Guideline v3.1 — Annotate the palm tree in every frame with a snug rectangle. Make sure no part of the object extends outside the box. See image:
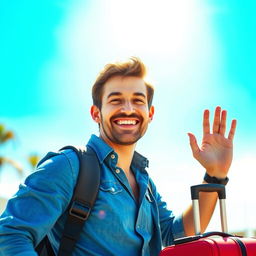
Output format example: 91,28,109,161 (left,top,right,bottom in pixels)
0,124,24,176
0,124,14,143
28,154,40,169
